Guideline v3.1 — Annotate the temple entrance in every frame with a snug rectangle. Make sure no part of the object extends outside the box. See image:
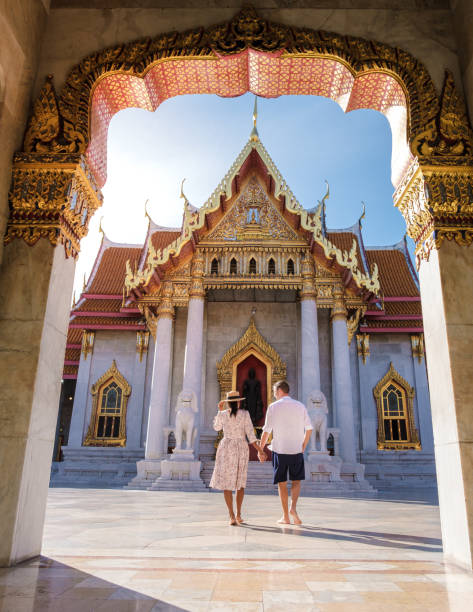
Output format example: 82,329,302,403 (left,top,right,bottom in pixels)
236,352,271,461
